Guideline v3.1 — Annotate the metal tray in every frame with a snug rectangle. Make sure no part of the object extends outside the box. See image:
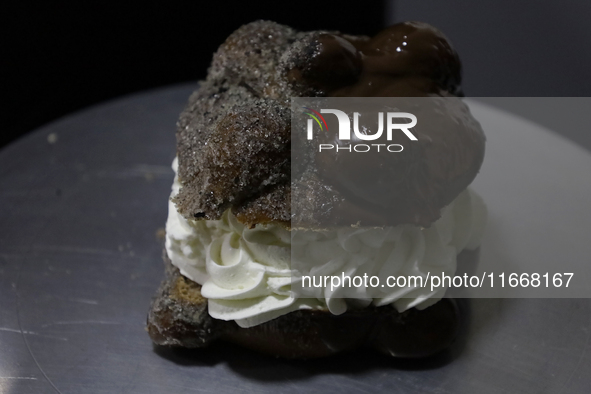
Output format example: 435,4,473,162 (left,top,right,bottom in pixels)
1,84,590,393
